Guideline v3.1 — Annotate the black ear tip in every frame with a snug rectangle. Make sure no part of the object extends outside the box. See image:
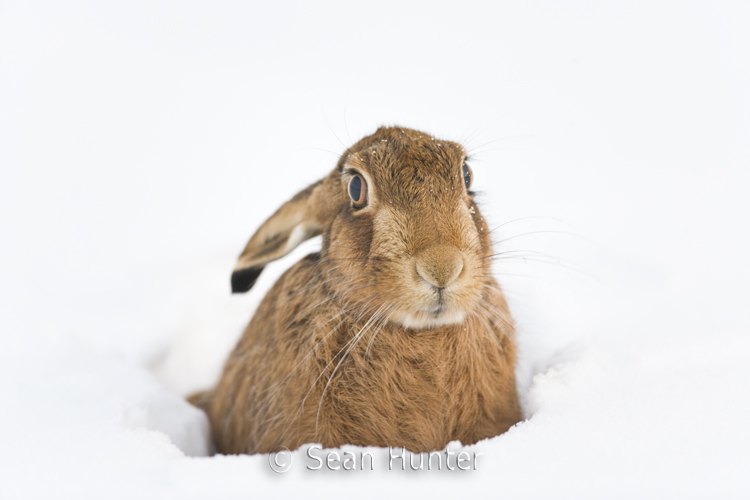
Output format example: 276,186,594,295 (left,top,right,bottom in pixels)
231,267,264,293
